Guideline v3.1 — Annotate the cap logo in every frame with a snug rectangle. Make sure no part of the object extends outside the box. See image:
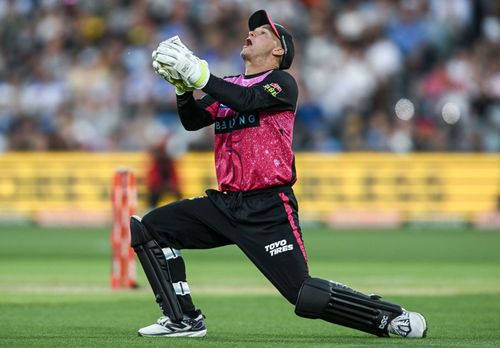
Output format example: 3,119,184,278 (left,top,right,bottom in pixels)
281,35,287,54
